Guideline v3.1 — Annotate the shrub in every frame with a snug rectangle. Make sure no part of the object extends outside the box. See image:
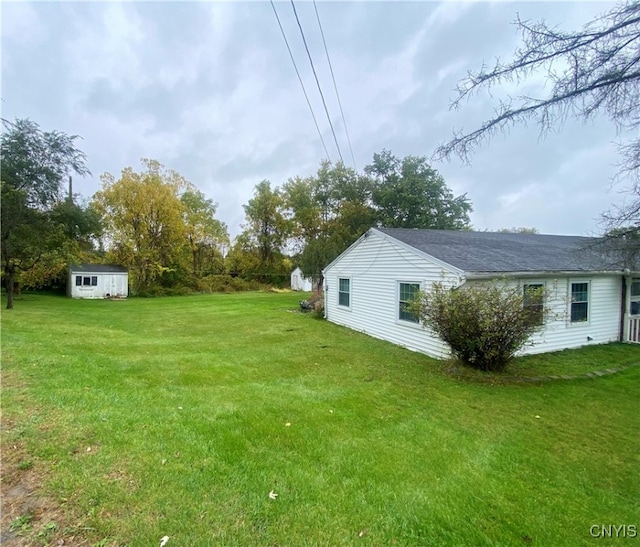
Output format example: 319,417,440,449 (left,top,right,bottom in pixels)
415,281,546,372
198,274,263,293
